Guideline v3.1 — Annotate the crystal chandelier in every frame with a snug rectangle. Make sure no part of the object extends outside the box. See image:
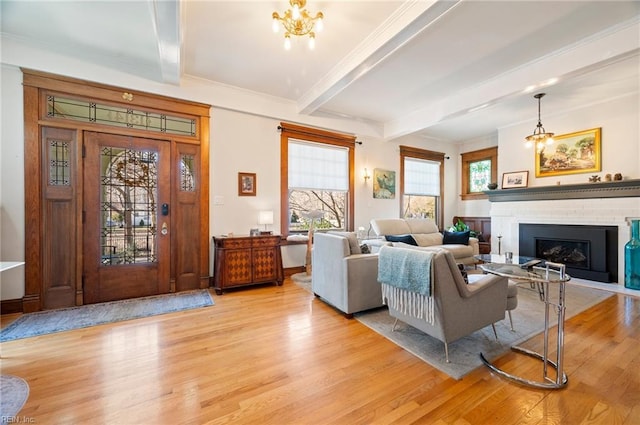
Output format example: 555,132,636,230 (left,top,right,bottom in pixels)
525,93,554,152
272,0,324,50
